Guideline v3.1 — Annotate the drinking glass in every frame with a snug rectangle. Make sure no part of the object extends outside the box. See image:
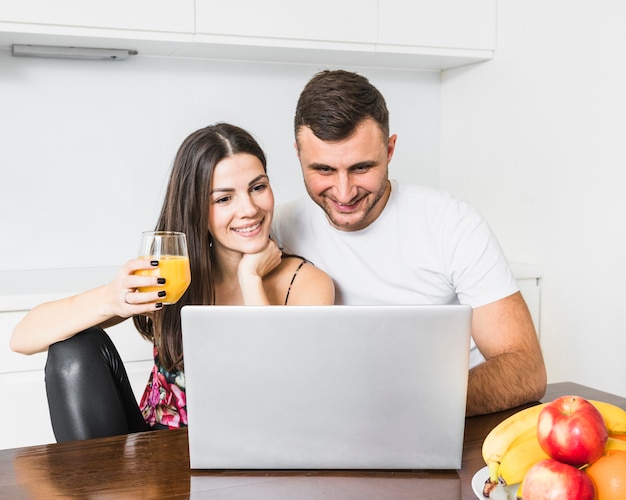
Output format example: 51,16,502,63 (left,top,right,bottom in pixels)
136,231,191,305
